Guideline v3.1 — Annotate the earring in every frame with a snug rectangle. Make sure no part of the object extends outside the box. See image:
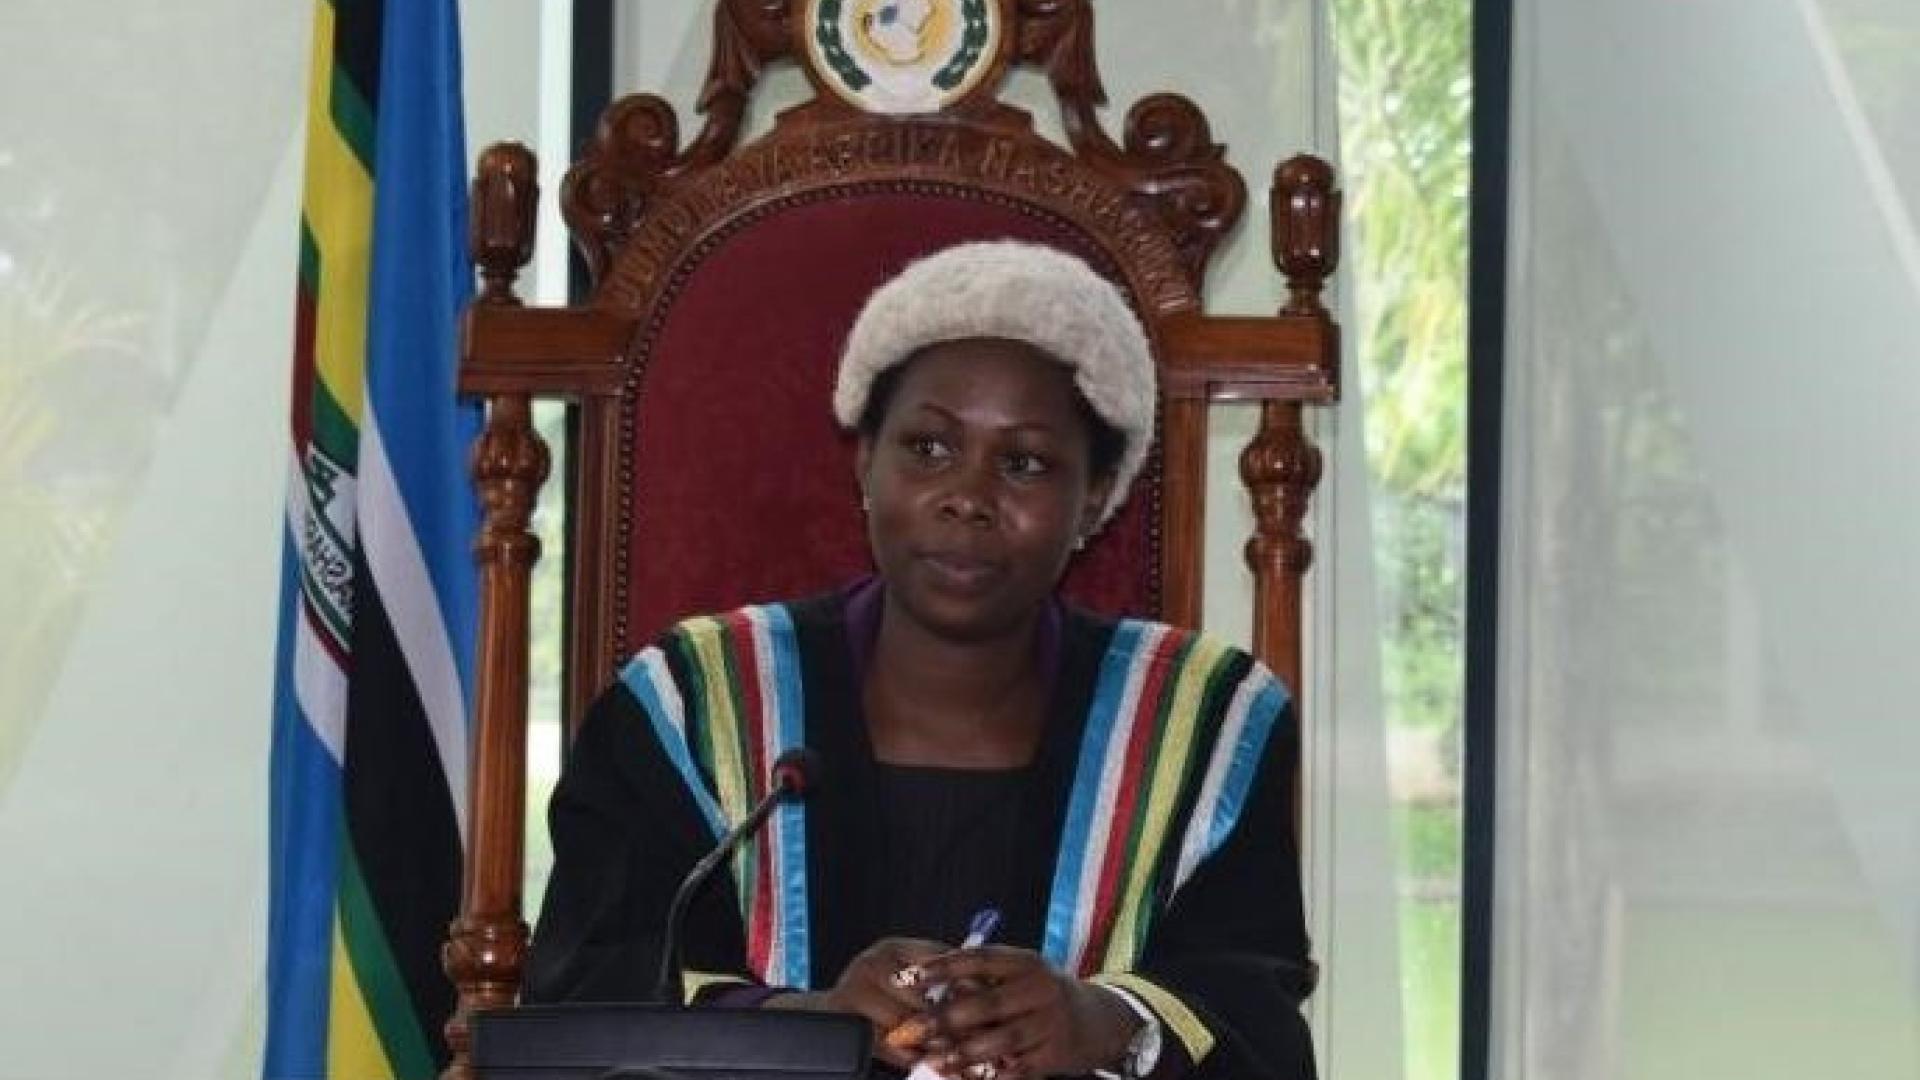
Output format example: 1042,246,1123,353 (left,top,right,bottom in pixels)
860,494,871,514
1073,534,1087,552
